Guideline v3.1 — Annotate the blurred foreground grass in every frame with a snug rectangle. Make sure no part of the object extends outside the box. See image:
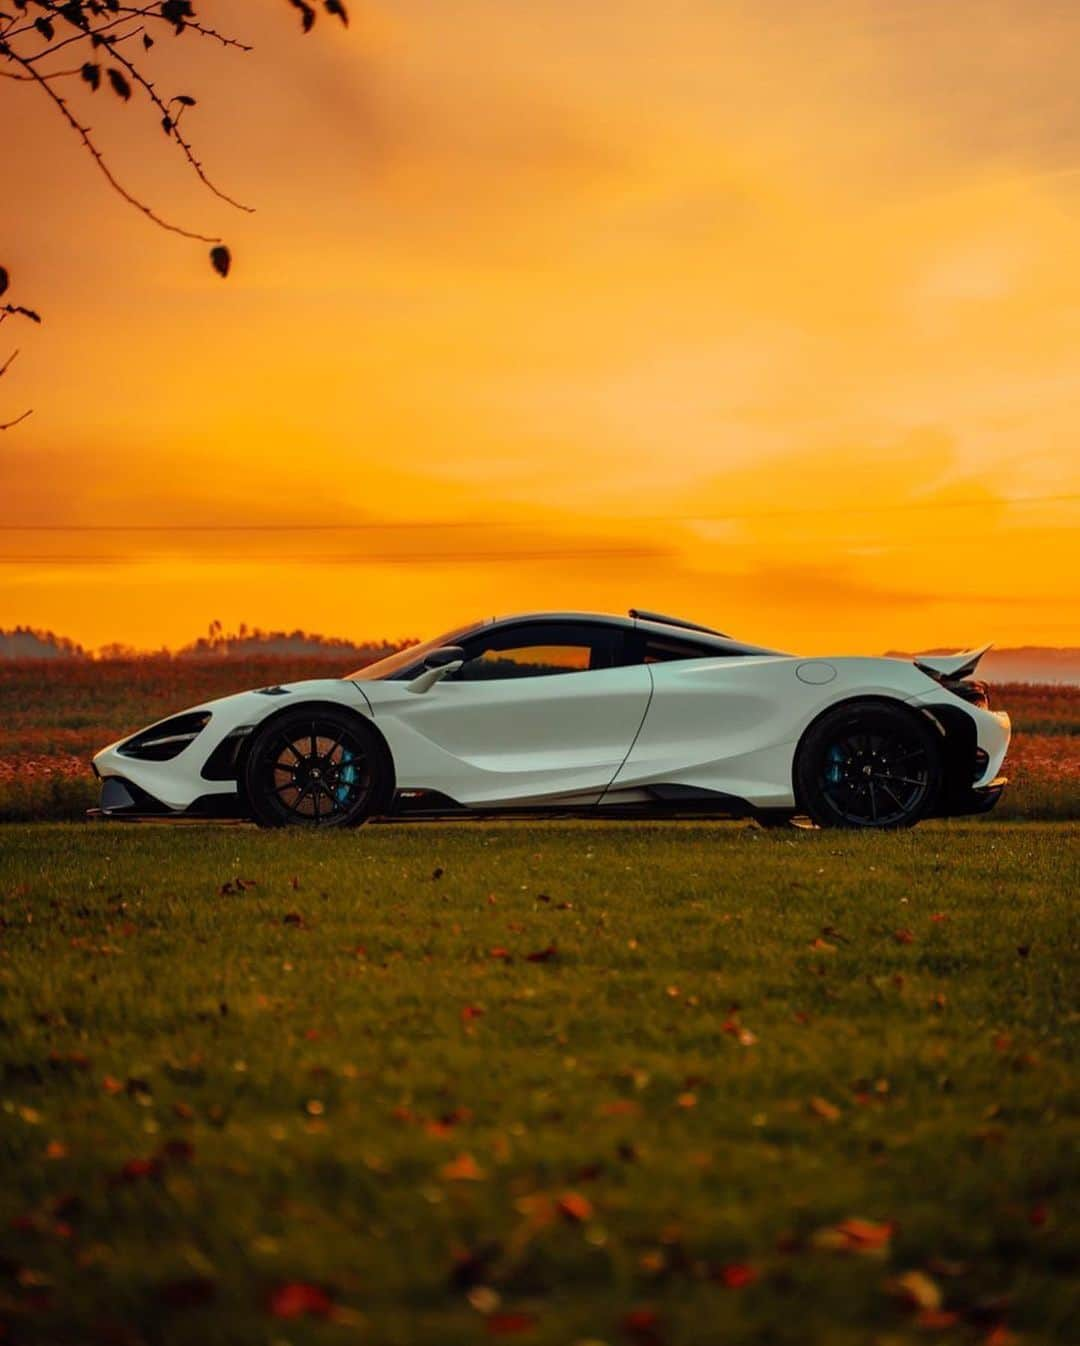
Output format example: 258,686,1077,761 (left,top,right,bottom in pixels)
0,820,1076,1345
